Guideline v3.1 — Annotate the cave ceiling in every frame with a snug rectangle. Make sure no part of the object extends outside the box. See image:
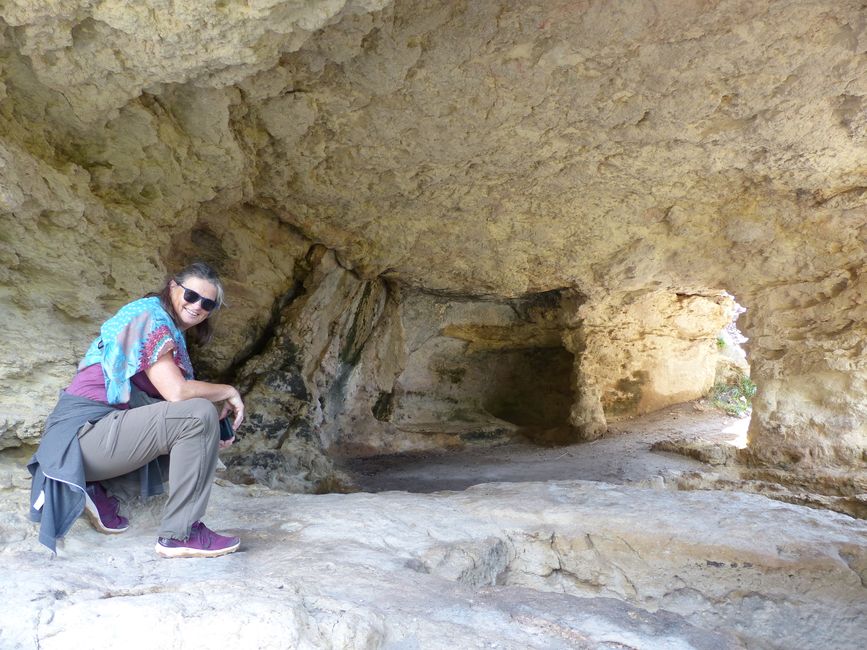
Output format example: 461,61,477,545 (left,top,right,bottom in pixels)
1,0,865,299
